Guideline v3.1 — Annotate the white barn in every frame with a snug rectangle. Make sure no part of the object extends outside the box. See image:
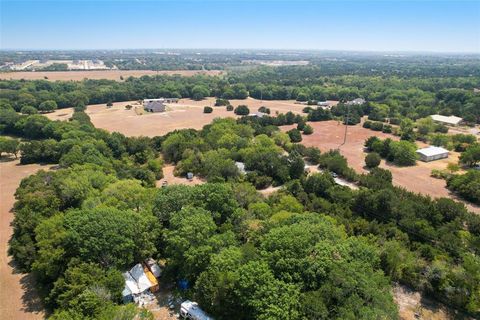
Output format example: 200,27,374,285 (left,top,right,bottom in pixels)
416,146,449,162
430,115,463,126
